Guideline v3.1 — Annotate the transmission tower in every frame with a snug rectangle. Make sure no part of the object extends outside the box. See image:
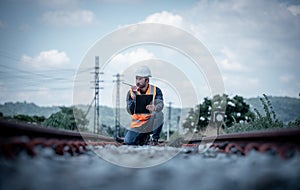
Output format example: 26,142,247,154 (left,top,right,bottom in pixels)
92,56,103,134
113,73,123,138
167,101,172,141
